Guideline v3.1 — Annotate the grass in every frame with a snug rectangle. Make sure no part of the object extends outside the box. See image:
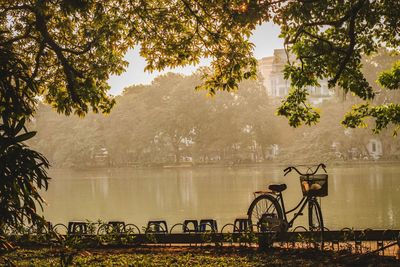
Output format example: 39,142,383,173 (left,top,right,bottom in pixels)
1,246,399,266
